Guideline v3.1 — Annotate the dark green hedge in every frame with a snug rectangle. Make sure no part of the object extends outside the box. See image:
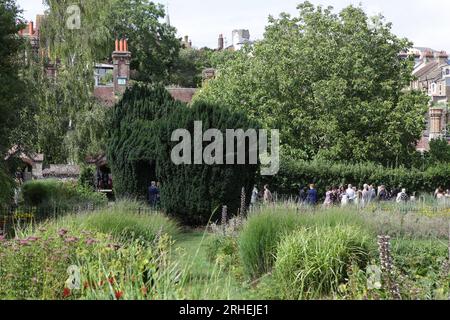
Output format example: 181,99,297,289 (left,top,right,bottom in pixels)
157,100,259,225
108,84,259,225
260,157,450,197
